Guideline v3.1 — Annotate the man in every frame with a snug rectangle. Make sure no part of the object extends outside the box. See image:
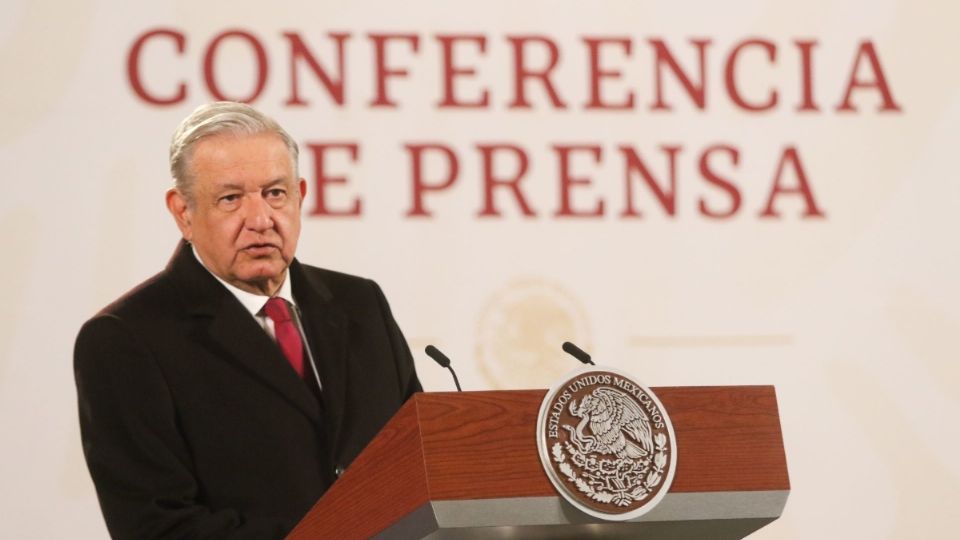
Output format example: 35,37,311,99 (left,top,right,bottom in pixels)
75,102,422,539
